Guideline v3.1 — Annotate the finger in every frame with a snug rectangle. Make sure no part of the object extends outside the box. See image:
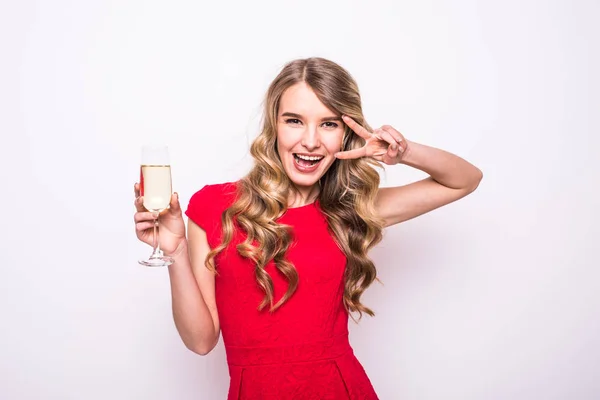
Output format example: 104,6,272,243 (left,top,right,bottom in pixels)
371,129,384,141
381,125,403,144
169,192,181,213
134,211,158,223
134,182,140,197
134,195,146,212
370,128,399,157
335,147,367,160
342,115,371,140
385,142,400,159
135,221,155,231
377,129,398,147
